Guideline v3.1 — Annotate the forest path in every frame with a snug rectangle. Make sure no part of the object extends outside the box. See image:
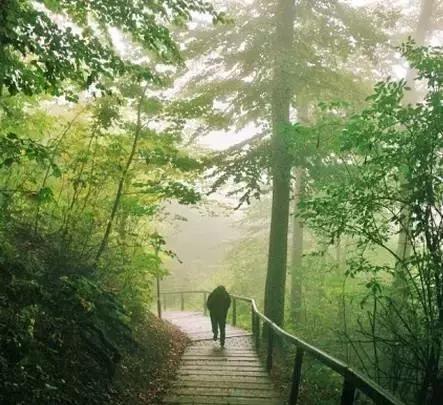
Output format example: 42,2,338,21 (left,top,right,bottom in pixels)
162,311,283,404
